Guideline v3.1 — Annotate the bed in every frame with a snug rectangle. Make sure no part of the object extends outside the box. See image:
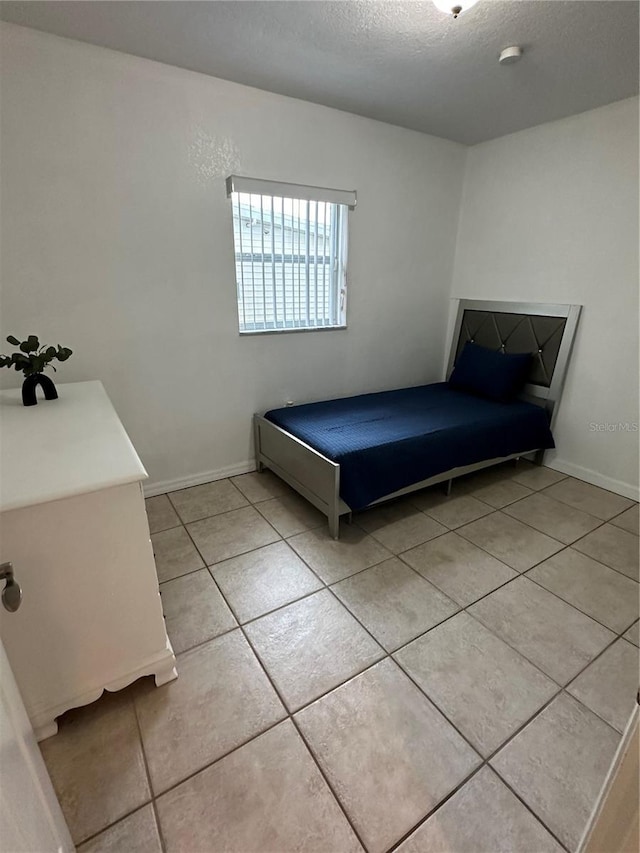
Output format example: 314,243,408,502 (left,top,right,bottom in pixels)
254,299,582,538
